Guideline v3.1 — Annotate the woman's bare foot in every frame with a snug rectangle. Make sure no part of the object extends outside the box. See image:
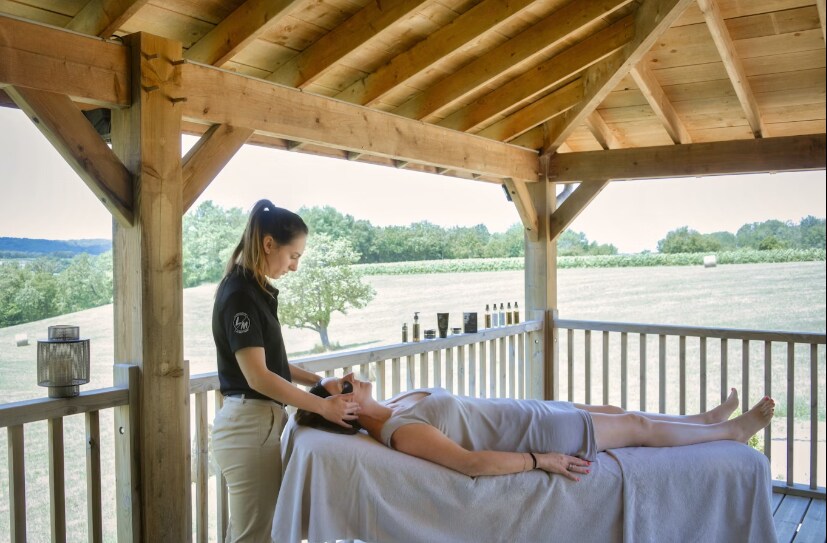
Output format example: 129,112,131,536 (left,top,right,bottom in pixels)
730,397,775,443
705,388,739,424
